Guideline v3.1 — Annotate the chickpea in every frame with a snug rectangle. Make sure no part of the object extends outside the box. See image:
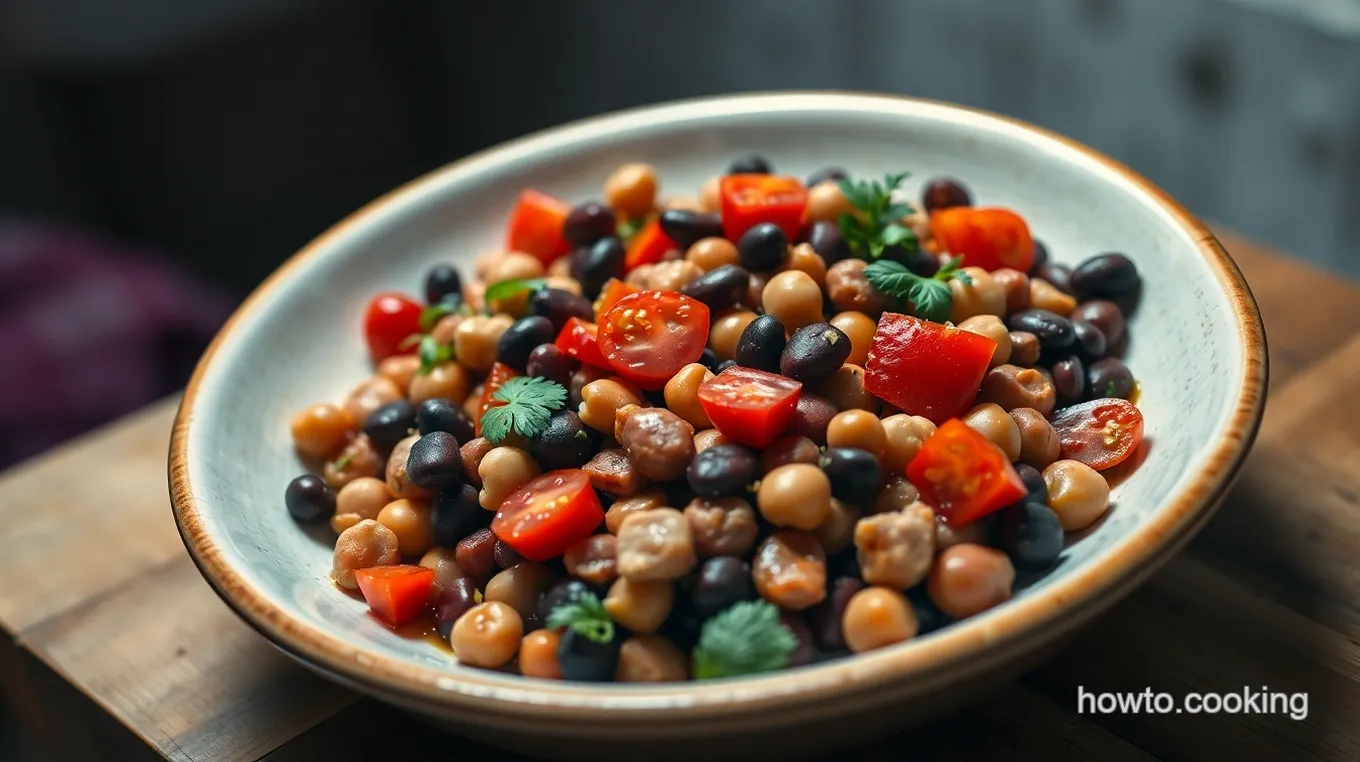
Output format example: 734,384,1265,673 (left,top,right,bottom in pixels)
927,544,1015,619
949,267,1006,322
757,464,832,530
762,270,824,331
484,251,545,283
377,354,421,394
430,314,464,346
563,534,618,585
616,634,688,682
1030,278,1076,316
454,314,514,373
578,378,644,433
805,180,856,223
760,435,820,473
418,547,465,594
686,237,740,272
698,176,722,213
828,312,875,367
693,428,728,452
603,576,674,633
478,446,541,510
330,513,362,534
744,272,767,311
880,415,936,473
990,268,1031,315
324,434,383,491
1008,331,1041,367
451,601,523,668
1010,408,1061,468
604,489,668,534
684,497,759,558
376,498,434,558
819,364,875,412
842,587,918,653
485,562,554,618
464,382,485,423
626,260,702,292
957,314,1013,368
855,503,935,589
936,513,988,550
331,476,392,533
1043,460,1110,531
826,410,886,458
386,434,432,500
343,377,404,429
752,530,827,611
604,163,658,219
616,508,695,581
826,259,892,315
663,363,713,429
813,498,861,555
709,310,758,360
332,519,400,589
462,280,487,314
663,195,701,212
544,275,583,295
547,255,573,278
779,243,828,286
519,630,563,679
963,403,1022,462
979,364,1056,415
460,437,492,488
872,474,920,515
409,361,472,405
